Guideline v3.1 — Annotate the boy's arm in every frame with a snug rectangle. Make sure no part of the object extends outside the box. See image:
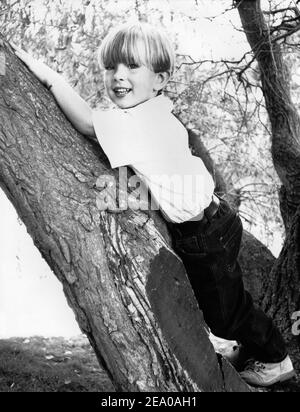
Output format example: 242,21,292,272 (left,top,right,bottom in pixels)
48,76,96,138
12,44,96,138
